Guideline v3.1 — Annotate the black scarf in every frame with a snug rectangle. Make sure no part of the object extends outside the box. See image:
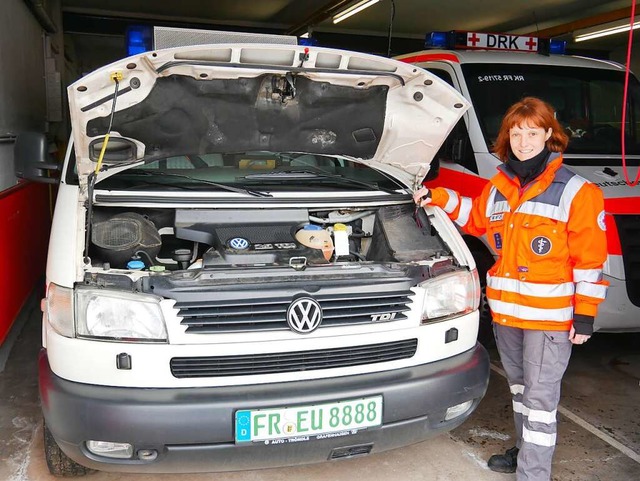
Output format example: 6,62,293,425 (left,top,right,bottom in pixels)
506,147,551,187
